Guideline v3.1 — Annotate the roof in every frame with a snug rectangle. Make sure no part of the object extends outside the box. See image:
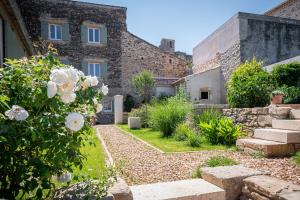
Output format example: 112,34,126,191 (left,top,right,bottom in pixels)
265,0,296,16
